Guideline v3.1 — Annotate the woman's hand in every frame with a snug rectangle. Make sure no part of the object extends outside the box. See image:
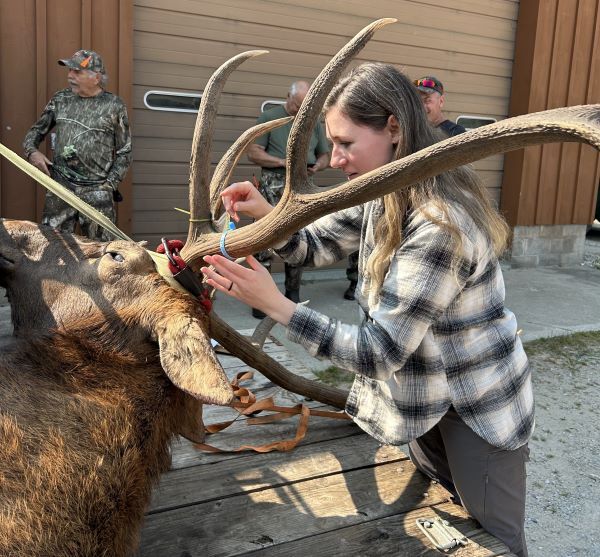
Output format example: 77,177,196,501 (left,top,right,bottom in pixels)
202,254,296,326
221,181,273,222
